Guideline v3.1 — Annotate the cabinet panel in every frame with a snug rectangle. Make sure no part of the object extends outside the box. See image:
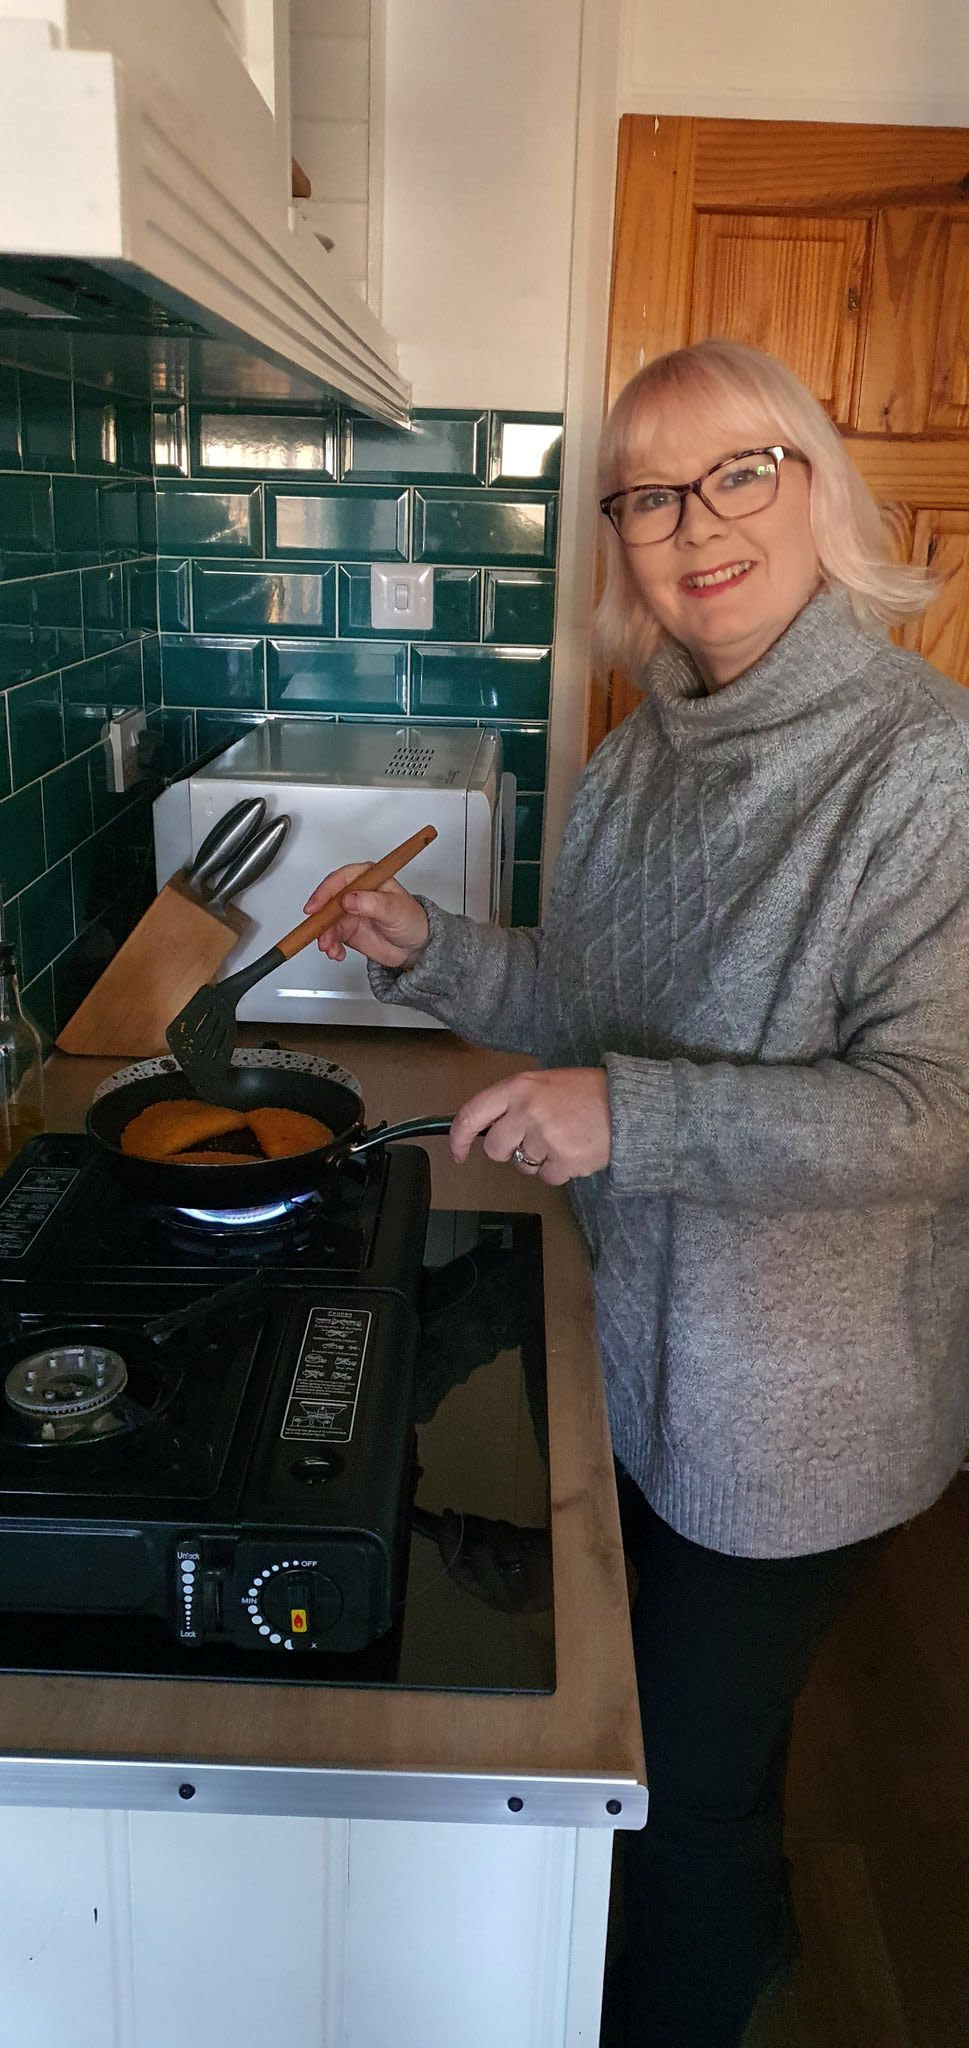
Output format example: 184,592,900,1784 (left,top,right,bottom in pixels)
690,213,870,423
